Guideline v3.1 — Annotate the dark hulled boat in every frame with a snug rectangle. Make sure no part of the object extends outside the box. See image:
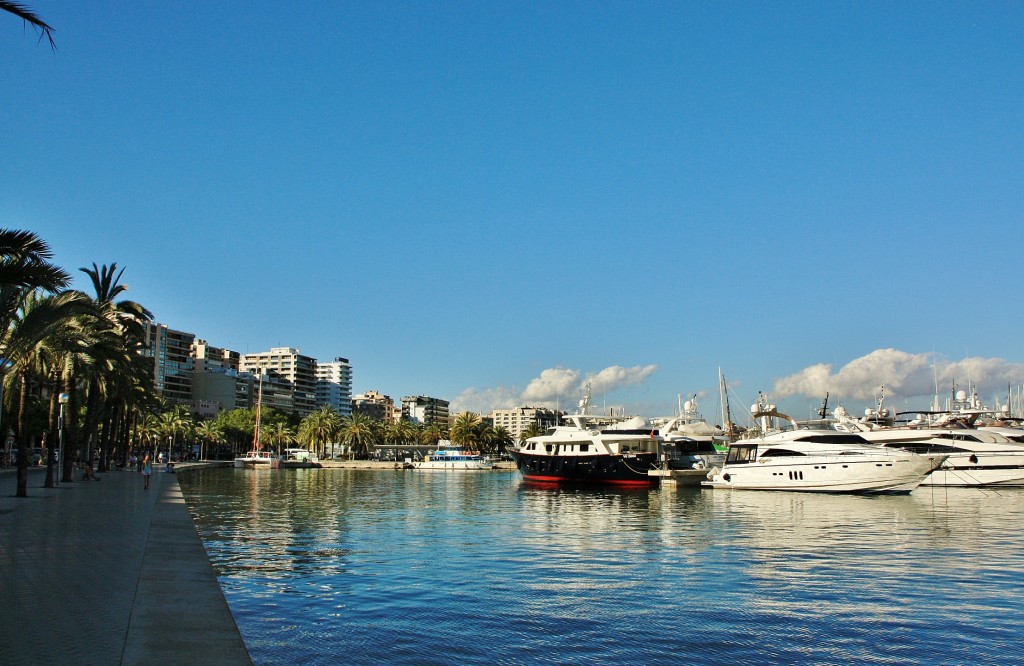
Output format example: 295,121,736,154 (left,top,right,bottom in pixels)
508,392,663,486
